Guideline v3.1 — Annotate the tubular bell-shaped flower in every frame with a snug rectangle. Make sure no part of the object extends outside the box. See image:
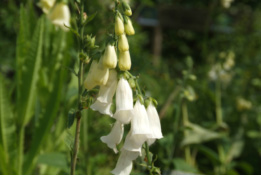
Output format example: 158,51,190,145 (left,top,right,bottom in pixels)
84,60,99,90
37,0,55,14
103,45,117,69
124,17,135,36
93,59,109,86
123,100,152,151
146,103,163,145
113,78,133,124
111,148,140,175
49,3,70,31
118,34,129,52
119,51,131,71
101,121,124,153
91,70,117,116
